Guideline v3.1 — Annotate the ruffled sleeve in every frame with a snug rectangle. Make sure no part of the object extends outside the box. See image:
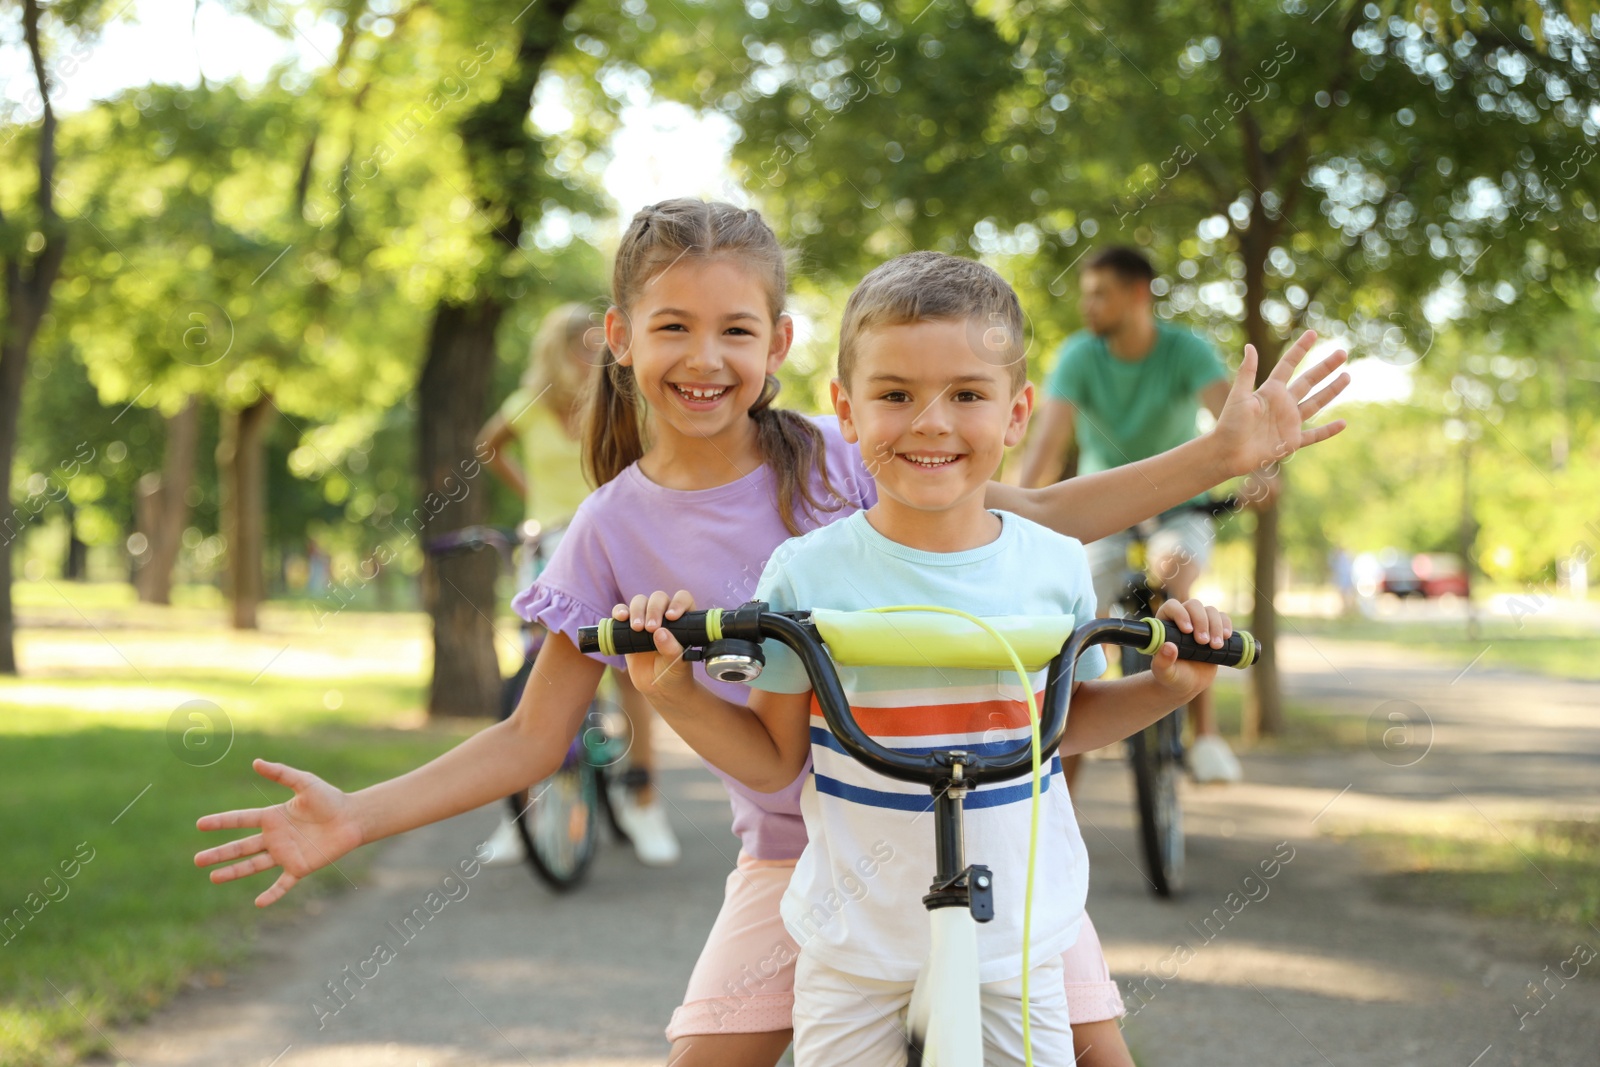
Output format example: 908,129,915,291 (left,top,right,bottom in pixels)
511,582,625,672
508,489,630,670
